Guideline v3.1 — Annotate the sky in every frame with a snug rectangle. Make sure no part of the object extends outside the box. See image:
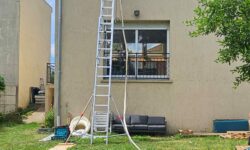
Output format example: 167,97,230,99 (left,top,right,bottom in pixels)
45,0,55,63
